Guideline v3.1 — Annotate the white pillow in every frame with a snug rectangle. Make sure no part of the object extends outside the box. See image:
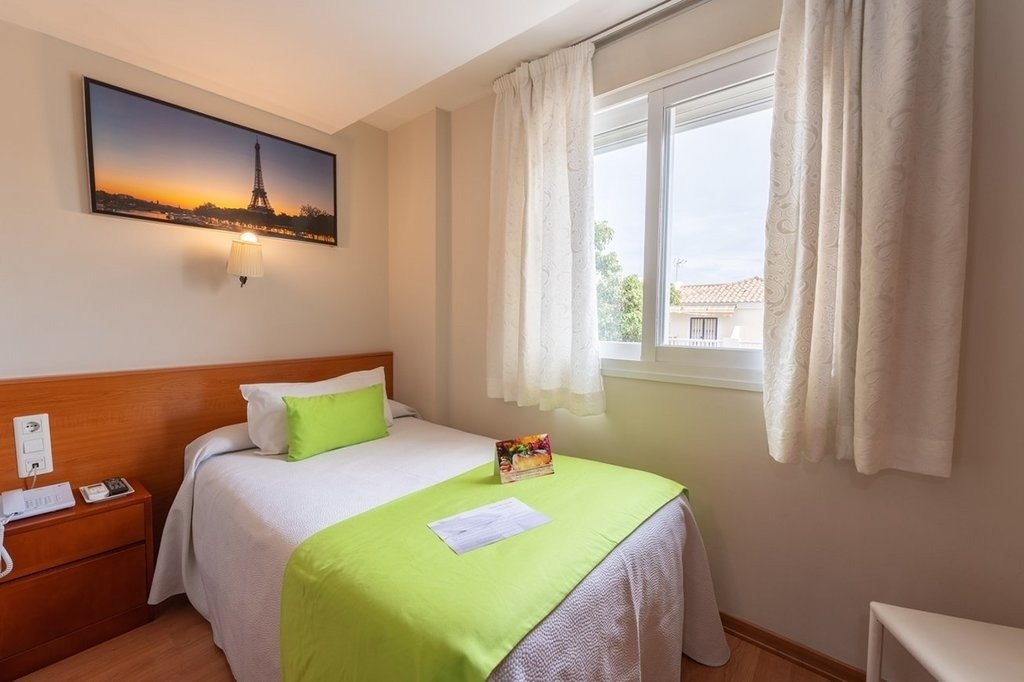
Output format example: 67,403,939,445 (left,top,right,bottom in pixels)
240,366,393,455
185,422,255,467
387,399,419,419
